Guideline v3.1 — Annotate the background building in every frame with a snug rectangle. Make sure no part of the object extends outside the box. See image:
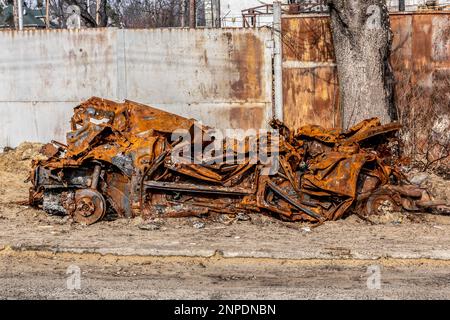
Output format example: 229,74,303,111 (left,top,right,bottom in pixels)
220,0,290,28
0,3,46,29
